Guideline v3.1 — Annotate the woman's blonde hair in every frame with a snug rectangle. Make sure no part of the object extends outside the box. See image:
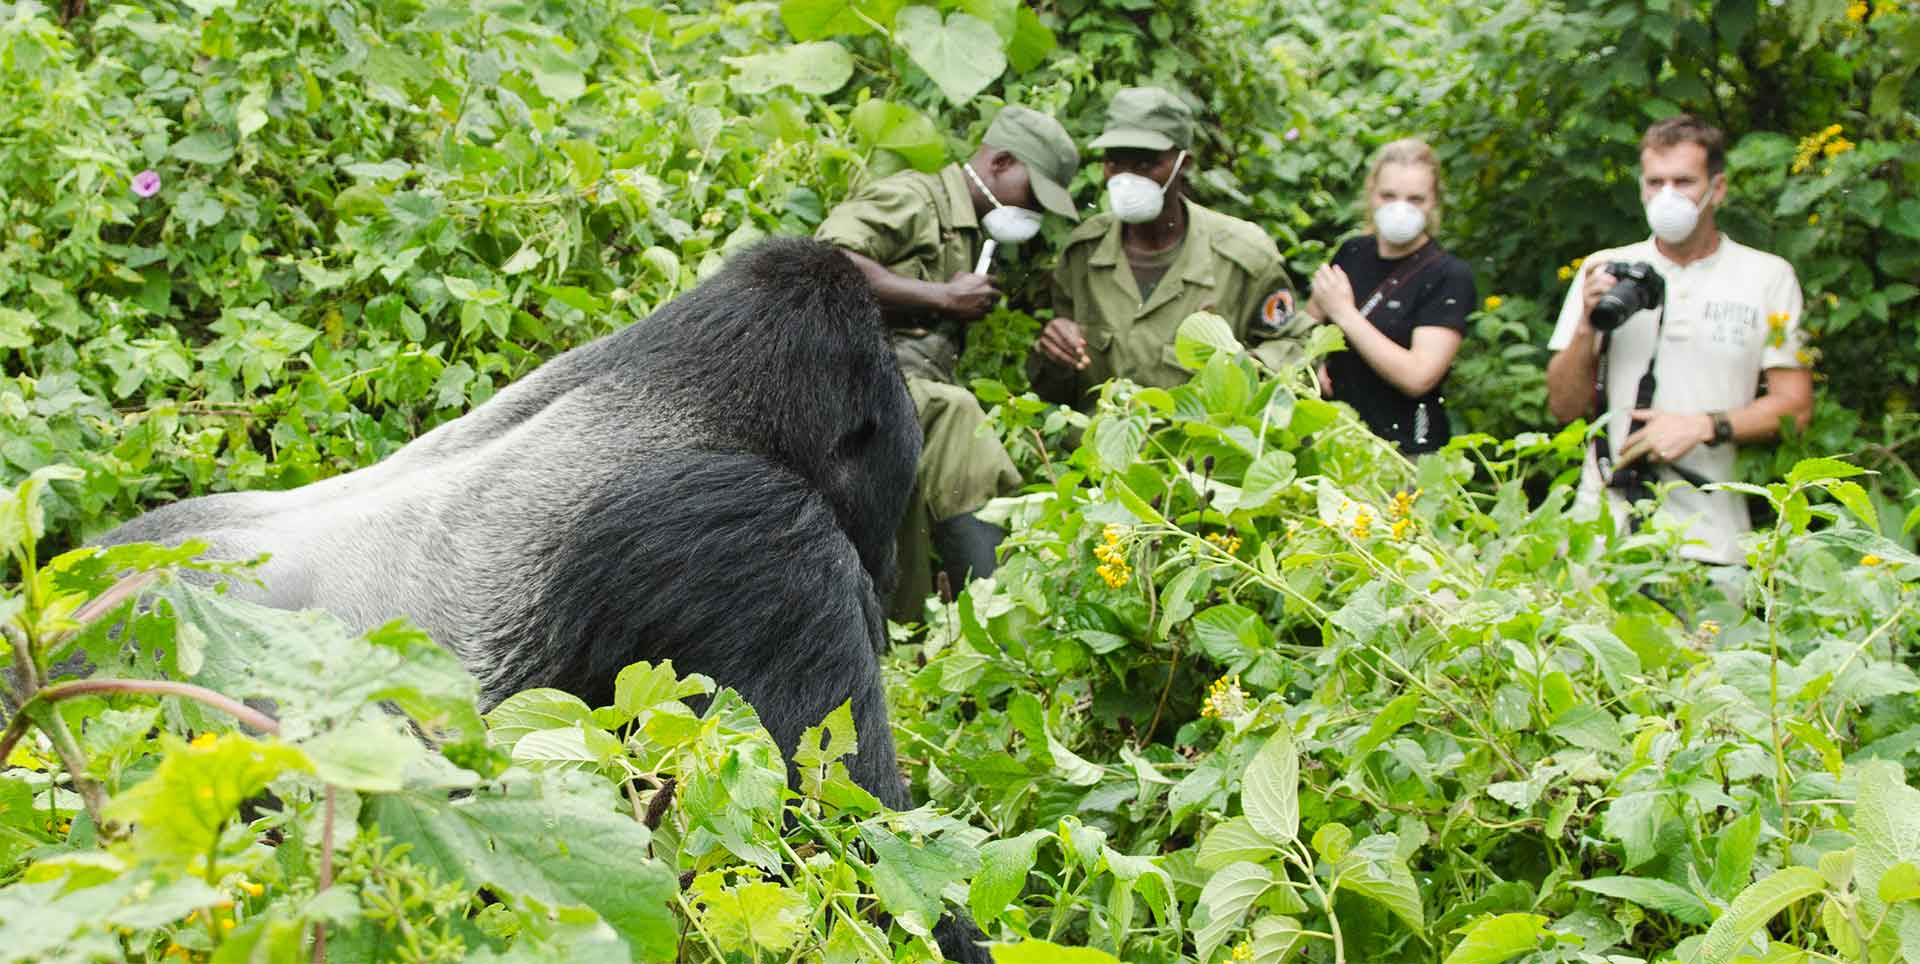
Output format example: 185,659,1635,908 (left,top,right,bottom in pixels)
1360,138,1445,232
